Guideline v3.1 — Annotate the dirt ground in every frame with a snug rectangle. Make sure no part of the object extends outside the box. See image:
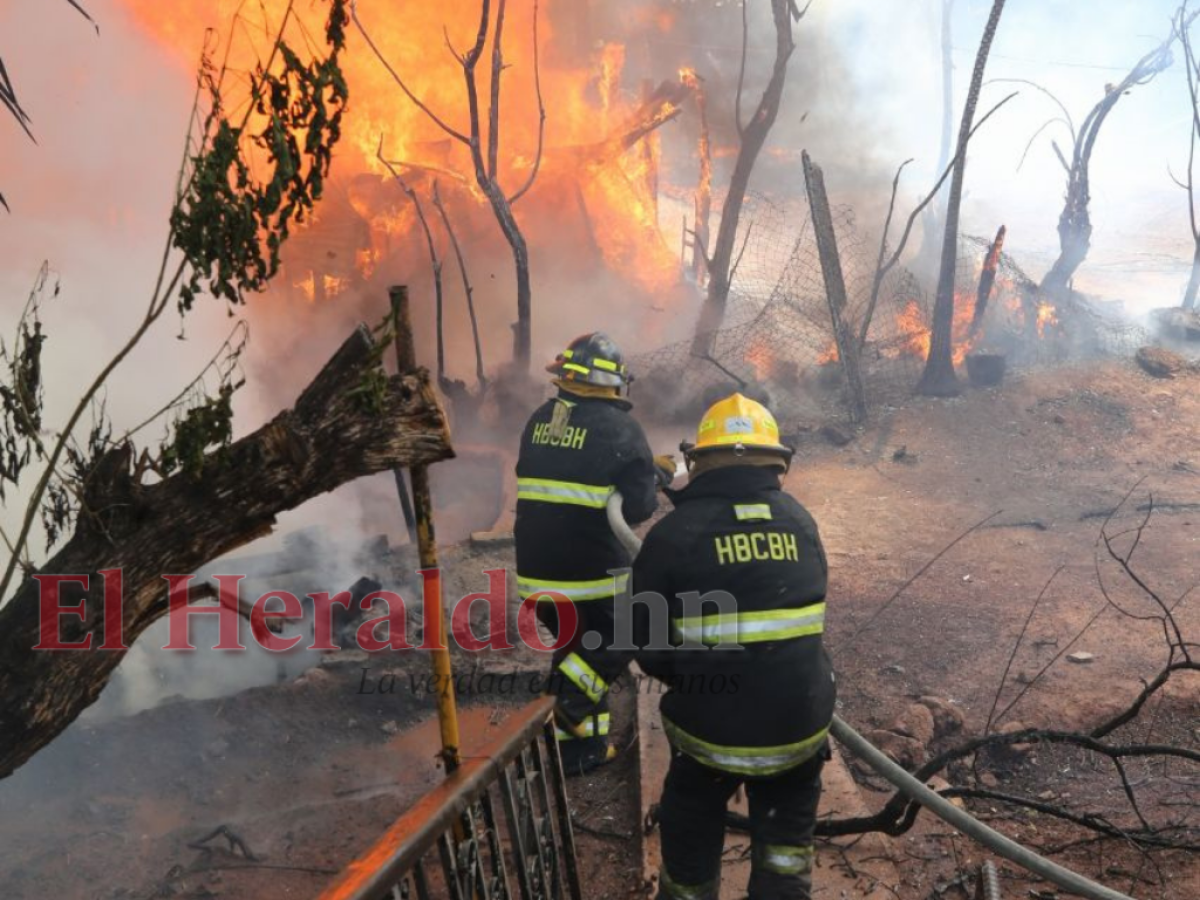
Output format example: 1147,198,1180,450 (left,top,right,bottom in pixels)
1,358,1197,899
790,360,1200,899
